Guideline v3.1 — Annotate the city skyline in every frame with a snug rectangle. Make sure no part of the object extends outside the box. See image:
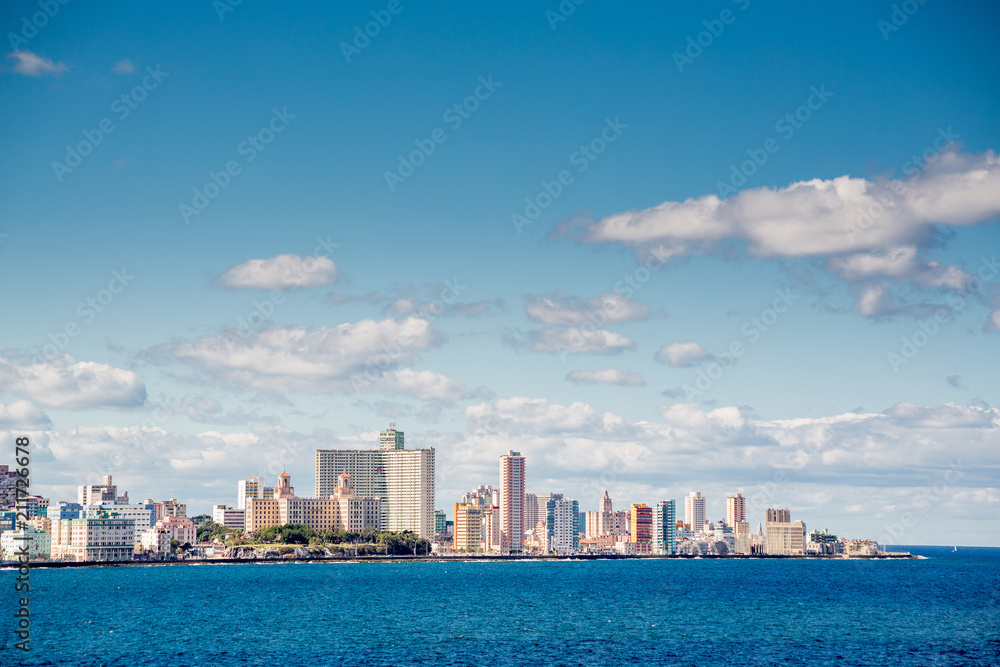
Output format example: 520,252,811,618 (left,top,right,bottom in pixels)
1,1,999,547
